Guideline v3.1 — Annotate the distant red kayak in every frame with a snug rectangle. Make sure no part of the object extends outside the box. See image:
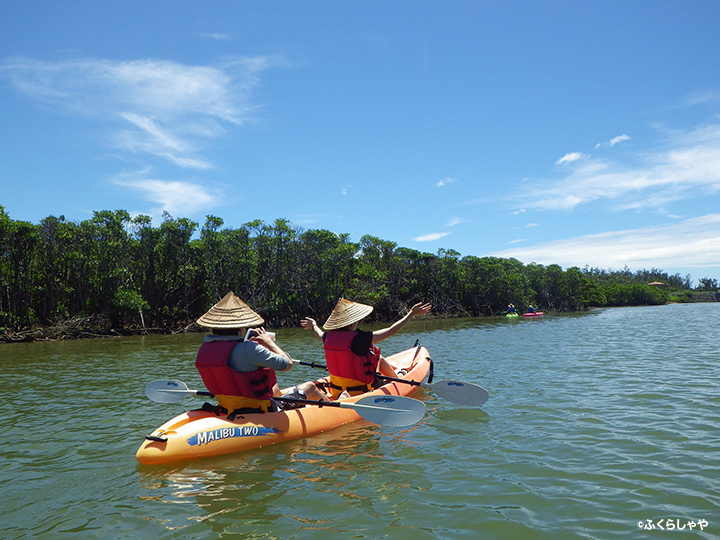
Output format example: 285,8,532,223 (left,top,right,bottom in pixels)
522,312,544,317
